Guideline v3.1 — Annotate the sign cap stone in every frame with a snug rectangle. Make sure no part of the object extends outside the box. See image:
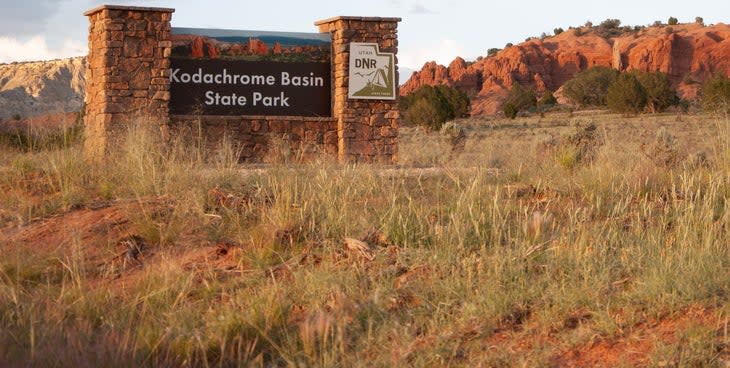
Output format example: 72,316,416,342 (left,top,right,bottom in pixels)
83,5,175,16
